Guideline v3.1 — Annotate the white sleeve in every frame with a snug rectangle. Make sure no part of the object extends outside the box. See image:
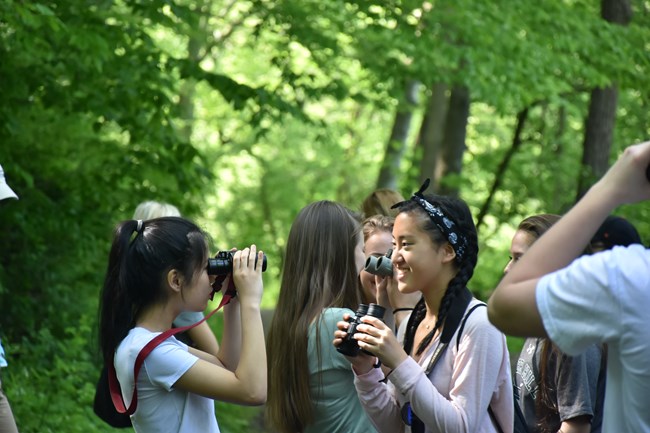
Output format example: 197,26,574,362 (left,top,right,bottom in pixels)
536,246,646,356
145,339,199,391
